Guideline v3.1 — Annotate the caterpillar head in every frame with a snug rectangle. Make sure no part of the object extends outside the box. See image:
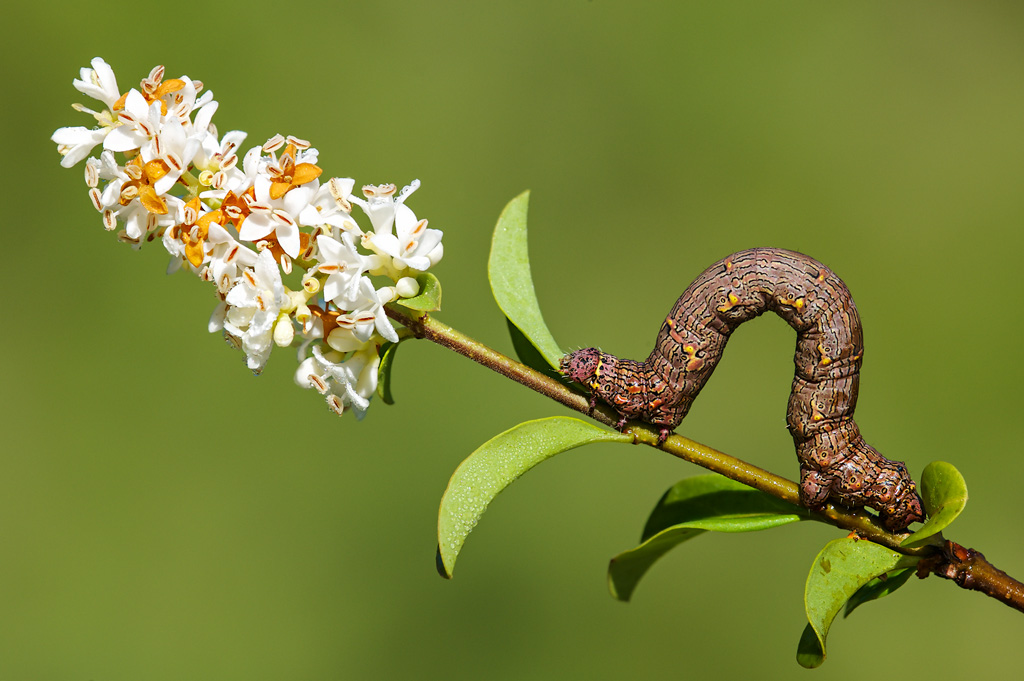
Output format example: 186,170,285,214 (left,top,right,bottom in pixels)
876,465,926,533
560,348,603,384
